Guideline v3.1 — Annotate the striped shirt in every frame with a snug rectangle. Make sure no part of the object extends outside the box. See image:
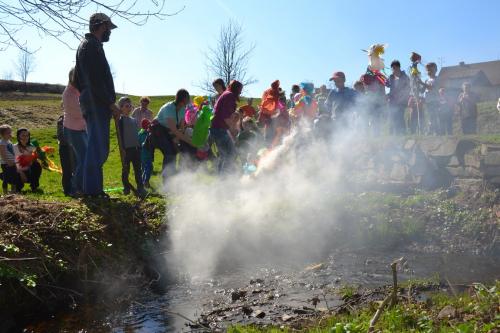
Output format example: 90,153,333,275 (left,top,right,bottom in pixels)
0,139,15,165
